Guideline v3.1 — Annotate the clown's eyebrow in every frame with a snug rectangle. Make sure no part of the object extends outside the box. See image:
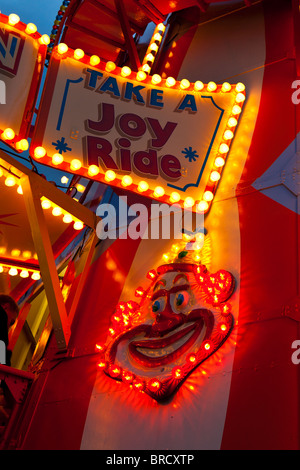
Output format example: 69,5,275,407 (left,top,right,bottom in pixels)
153,279,166,291
173,273,189,285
